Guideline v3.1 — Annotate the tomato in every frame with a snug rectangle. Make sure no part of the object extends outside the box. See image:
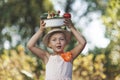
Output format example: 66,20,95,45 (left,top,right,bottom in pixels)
63,13,71,18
